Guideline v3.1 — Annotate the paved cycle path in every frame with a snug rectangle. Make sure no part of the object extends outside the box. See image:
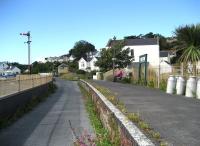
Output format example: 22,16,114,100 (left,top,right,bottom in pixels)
92,80,200,146
0,79,93,146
